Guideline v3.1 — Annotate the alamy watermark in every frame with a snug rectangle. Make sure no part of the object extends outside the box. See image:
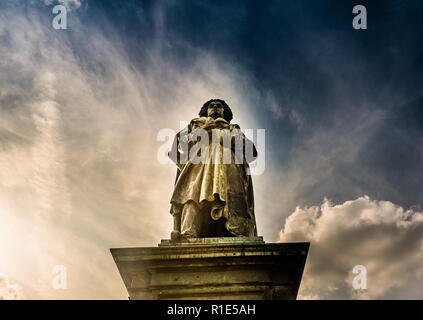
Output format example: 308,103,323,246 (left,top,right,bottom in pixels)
52,5,67,30
52,264,67,290
157,121,265,176
352,265,367,290
352,5,367,30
